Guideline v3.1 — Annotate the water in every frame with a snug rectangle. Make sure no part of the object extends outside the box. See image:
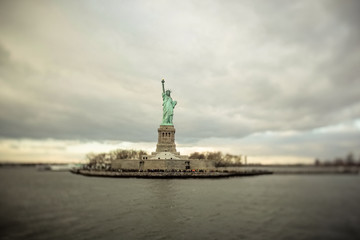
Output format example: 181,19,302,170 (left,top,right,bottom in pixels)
0,168,359,240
